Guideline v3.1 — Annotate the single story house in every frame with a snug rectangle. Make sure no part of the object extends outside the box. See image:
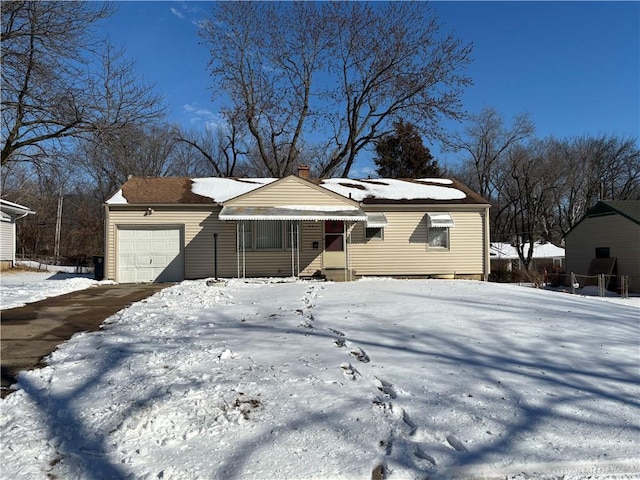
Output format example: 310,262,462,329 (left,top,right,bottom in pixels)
565,200,640,293
490,241,565,272
0,199,35,269
104,170,490,283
